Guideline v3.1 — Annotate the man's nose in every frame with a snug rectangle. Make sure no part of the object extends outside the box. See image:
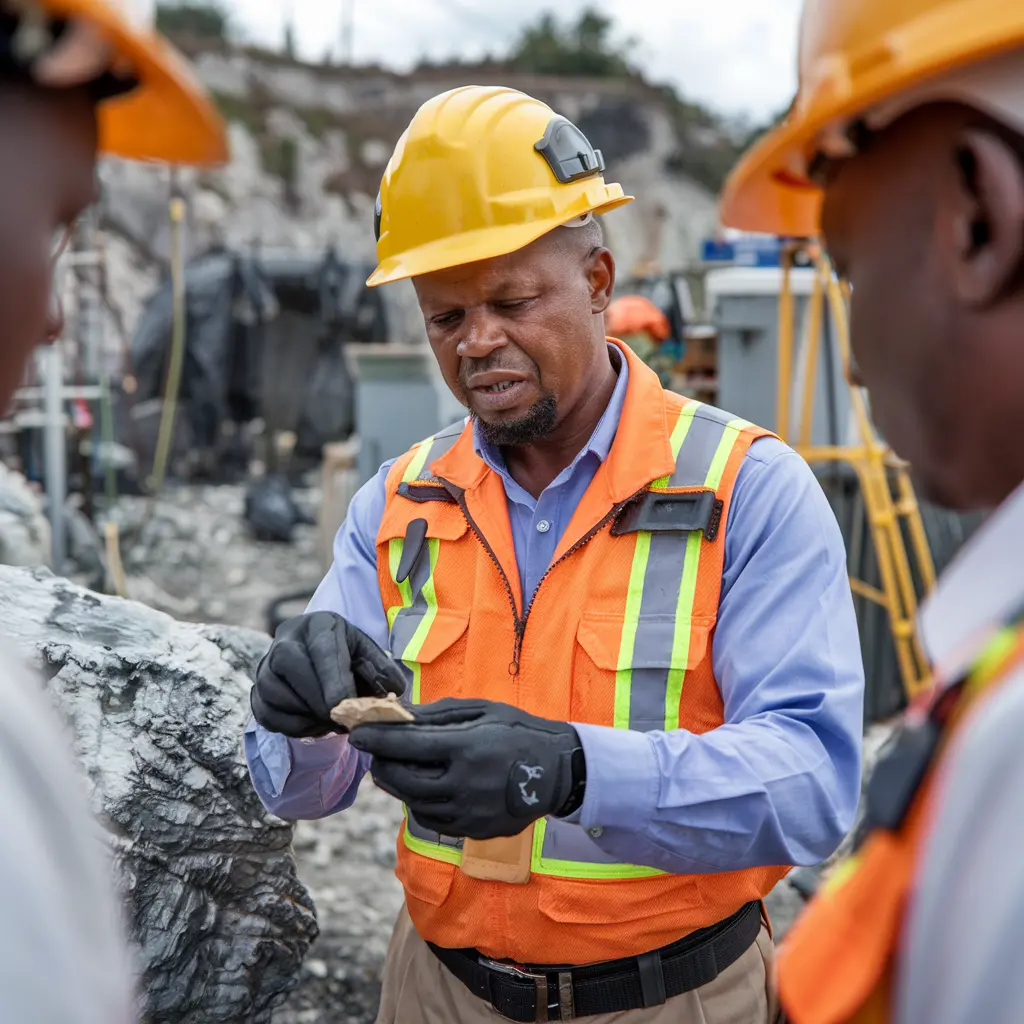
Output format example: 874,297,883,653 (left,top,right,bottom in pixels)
456,310,507,358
